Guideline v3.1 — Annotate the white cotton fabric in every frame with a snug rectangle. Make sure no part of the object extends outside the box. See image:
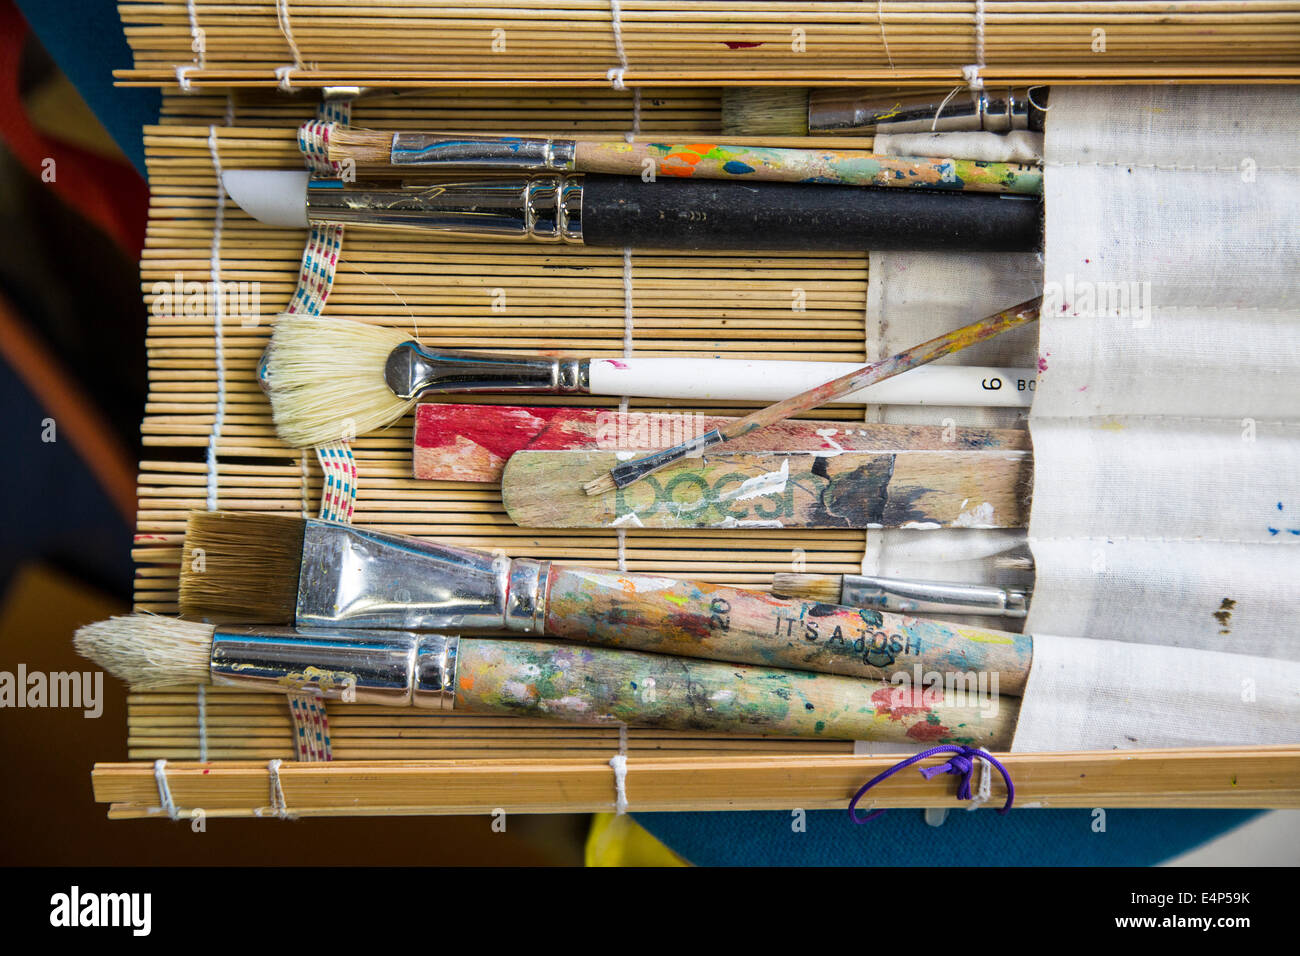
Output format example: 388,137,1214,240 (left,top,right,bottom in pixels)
1011,635,1300,752
868,90,1300,750
1024,85,1300,662
874,130,1043,164
863,133,1040,632
1014,85,1300,750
